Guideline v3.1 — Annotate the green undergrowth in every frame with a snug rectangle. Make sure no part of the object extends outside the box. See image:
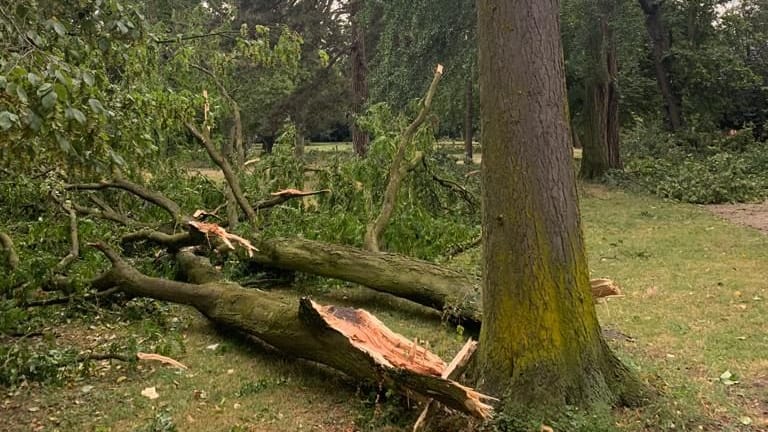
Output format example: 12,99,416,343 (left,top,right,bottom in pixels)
2,141,766,430
608,122,768,204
